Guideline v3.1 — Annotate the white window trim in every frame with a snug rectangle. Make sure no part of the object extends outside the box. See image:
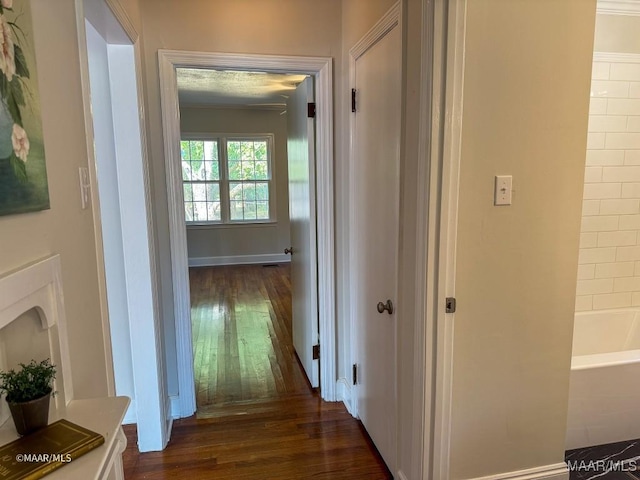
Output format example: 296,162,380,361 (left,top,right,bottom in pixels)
181,132,277,226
